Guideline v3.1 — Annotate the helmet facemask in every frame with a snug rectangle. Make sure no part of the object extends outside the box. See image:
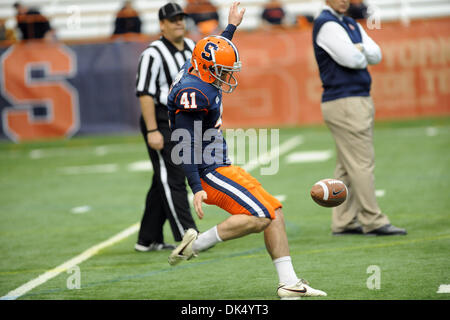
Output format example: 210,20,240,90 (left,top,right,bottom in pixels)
209,51,241,93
